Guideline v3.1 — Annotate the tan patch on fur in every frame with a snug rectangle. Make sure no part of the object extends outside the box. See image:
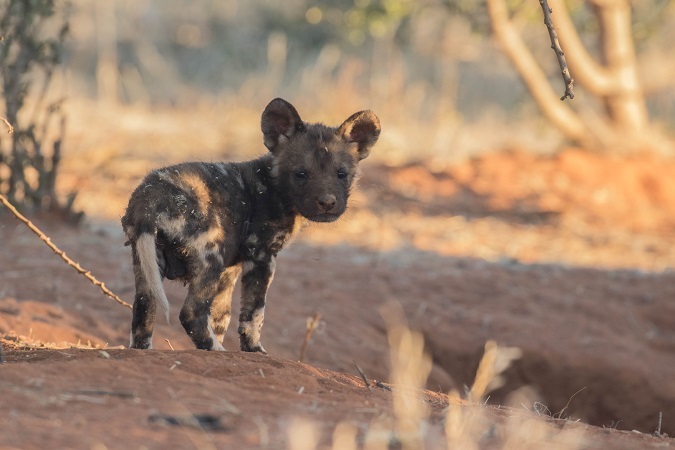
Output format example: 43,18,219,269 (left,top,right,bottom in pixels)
267,259,276,287
190,221,225,264
179,173,211,216
292,216,308,237
210,266,241,333
190,221,224,250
